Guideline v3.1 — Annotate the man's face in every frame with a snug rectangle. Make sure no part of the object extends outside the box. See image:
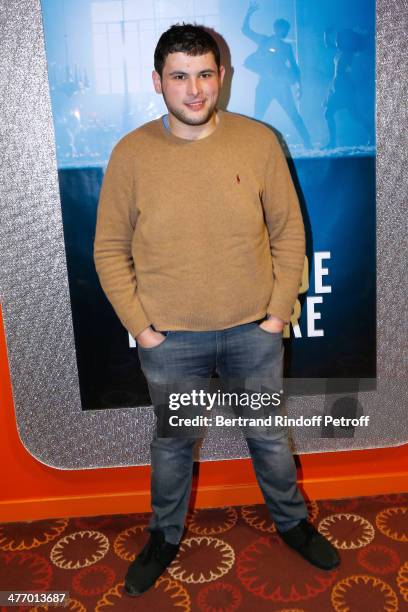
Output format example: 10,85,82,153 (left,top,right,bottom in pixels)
152,52,225,128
